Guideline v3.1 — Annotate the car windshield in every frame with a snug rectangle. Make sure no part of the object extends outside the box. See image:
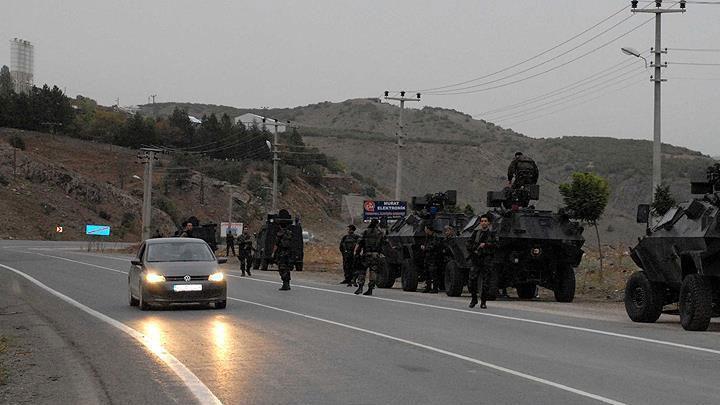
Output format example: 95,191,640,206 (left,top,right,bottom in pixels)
146,242,215,262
